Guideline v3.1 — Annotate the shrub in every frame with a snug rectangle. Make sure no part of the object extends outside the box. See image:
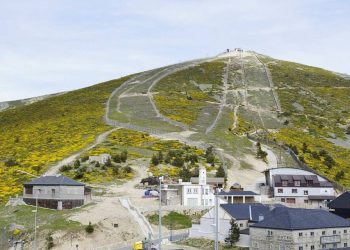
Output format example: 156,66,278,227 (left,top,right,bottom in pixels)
4,158,18,167
85,222,94,234
120,150,128,163
46,232,54,249
123,166,132,174
59,165,72,172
